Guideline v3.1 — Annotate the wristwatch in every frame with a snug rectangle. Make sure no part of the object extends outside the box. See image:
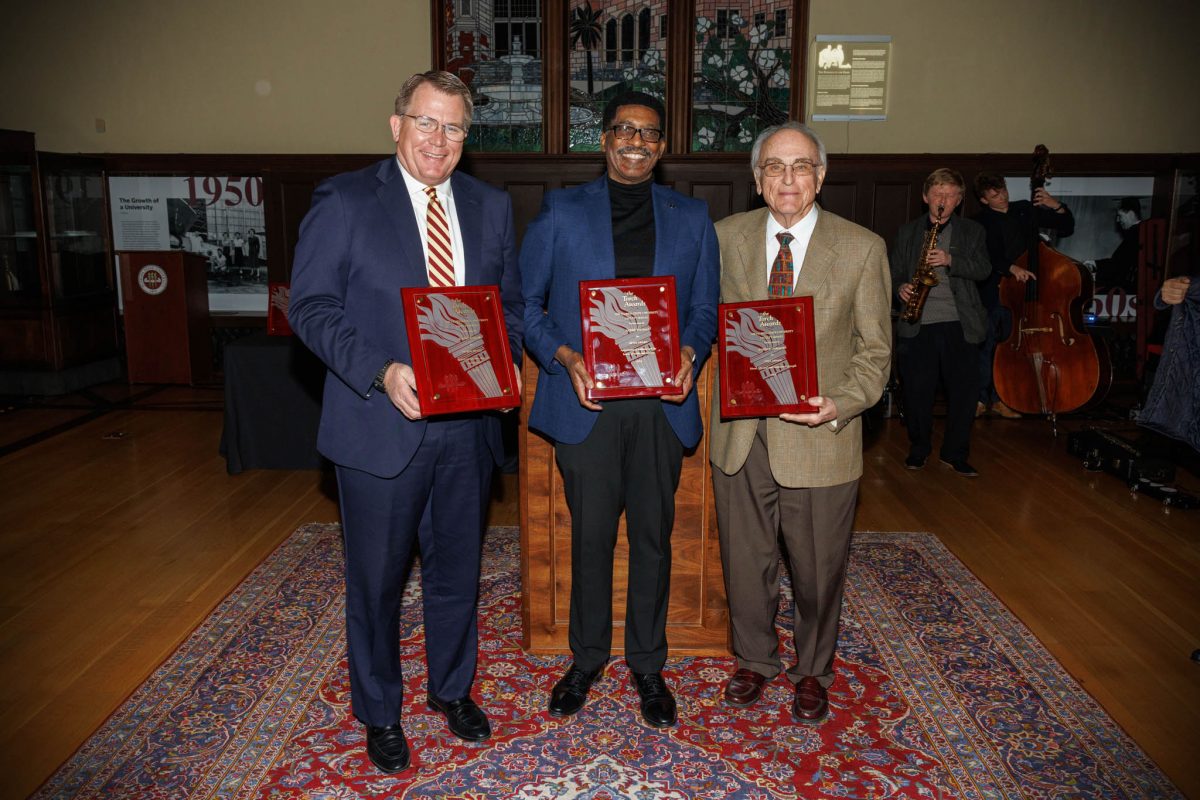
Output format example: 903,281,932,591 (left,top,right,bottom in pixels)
372,359,394,392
